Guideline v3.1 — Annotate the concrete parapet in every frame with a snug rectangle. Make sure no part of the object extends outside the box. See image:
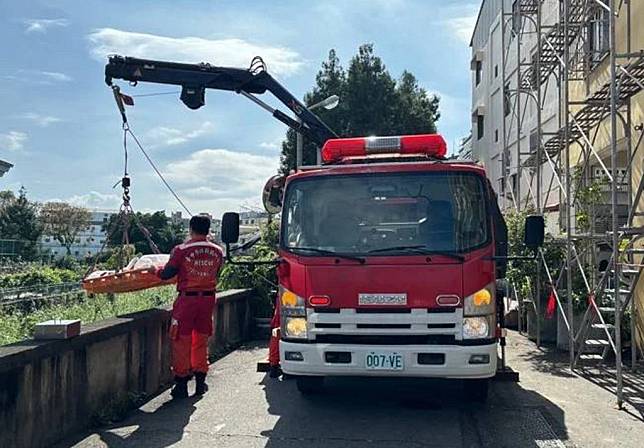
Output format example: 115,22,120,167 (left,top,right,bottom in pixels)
0,288,253,448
